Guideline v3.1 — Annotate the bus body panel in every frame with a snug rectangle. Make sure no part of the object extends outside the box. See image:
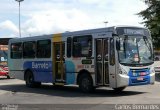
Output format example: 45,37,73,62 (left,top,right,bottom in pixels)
116,74,129,87
8,26,155,91
10,71,24,80
150,70,155,84
23,61,53,83
8,59,24,80
65,60,76,84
